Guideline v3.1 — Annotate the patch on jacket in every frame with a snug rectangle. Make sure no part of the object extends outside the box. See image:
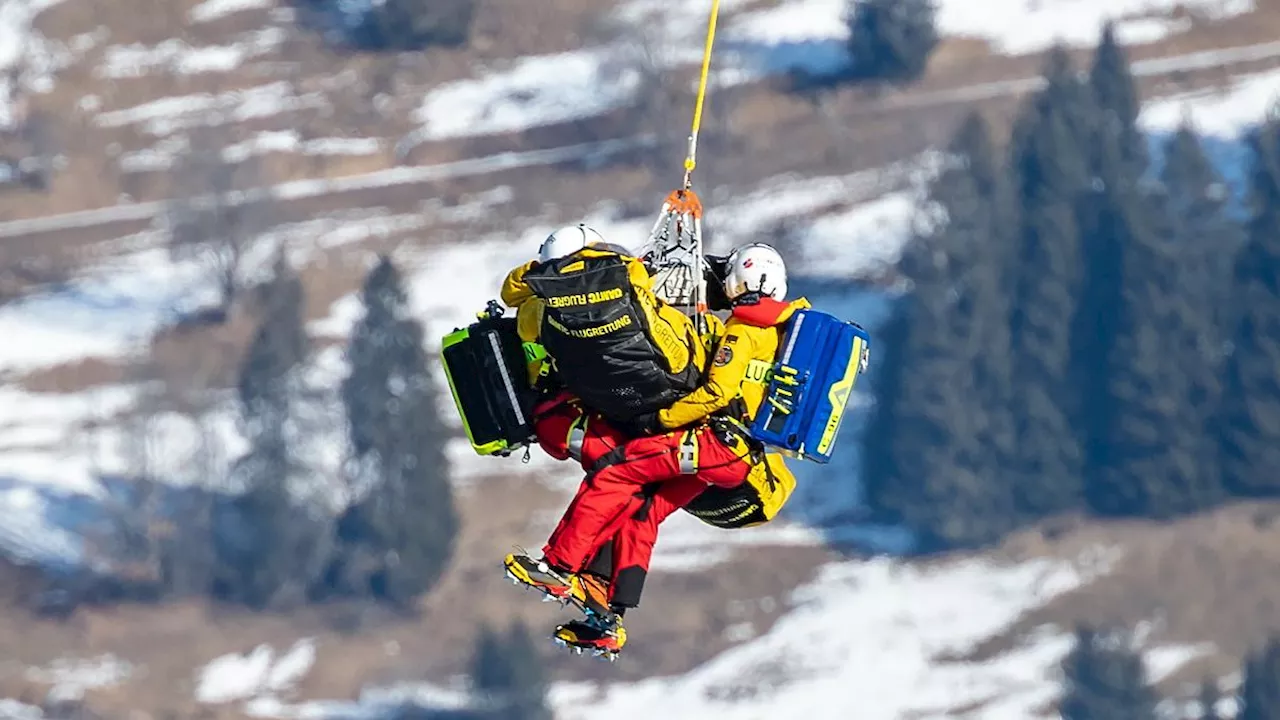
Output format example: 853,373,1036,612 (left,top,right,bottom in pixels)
725,334,739,344
714,345,734,366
